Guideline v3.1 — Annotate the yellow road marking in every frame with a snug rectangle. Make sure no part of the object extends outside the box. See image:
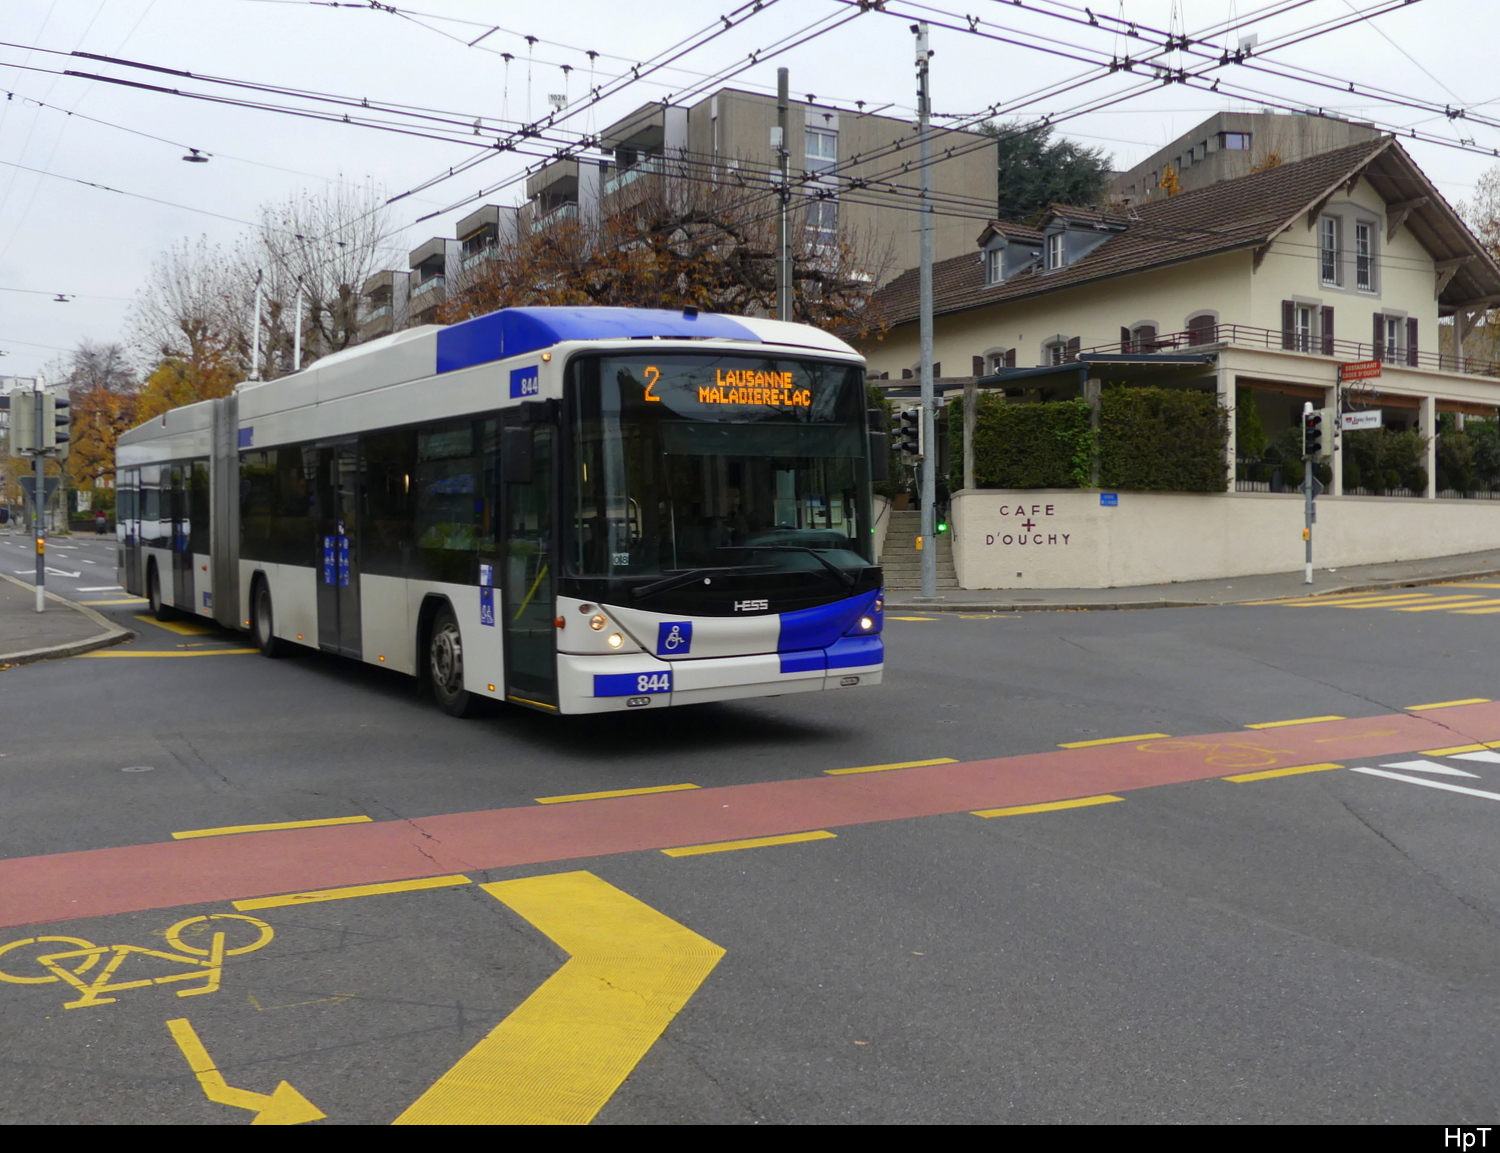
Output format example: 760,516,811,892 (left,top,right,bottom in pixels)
133,614,215,636
167,1018,324,1125
1301,593,1436,606
1223,762,1344,783
971,794,1122,818
1452,606,1500,614
1420,740,1500,756
1244,715,1346,729
662,830,837,857
1391,599,1498,612
825,757,957,775
79,649,258,658
1058,733,1170,748
1405,698,1491,711
79,598,146,605
394,871,724,1125
172,815,372,840
956,614,1009,619
889,616,938,621
535,784,698,804
233,875,471,911
1435,582,1500,588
